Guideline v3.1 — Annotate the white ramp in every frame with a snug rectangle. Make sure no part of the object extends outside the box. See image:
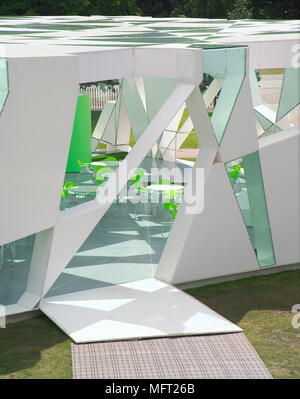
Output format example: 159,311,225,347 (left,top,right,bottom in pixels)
40,278,241,343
